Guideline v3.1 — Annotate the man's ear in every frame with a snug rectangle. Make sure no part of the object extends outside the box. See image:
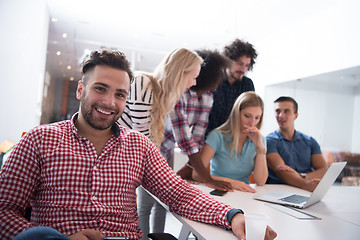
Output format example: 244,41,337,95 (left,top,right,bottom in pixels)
294,112,299,120
76,80,84,100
